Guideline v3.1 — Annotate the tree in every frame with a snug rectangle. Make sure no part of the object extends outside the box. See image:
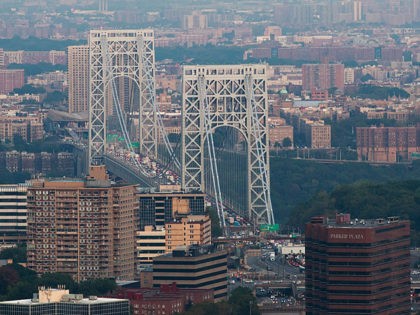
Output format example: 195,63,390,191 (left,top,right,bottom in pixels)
282,137,292,148
360,73,374,82
229,287,260,315
12,84,46,95
0,245,27,262
207,207,223,238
